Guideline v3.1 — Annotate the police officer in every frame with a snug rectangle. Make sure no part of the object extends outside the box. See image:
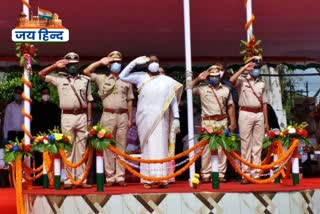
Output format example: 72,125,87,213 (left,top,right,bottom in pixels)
84,51,134,187
230,56,269,184
192,65,236,183
39,52,93,189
